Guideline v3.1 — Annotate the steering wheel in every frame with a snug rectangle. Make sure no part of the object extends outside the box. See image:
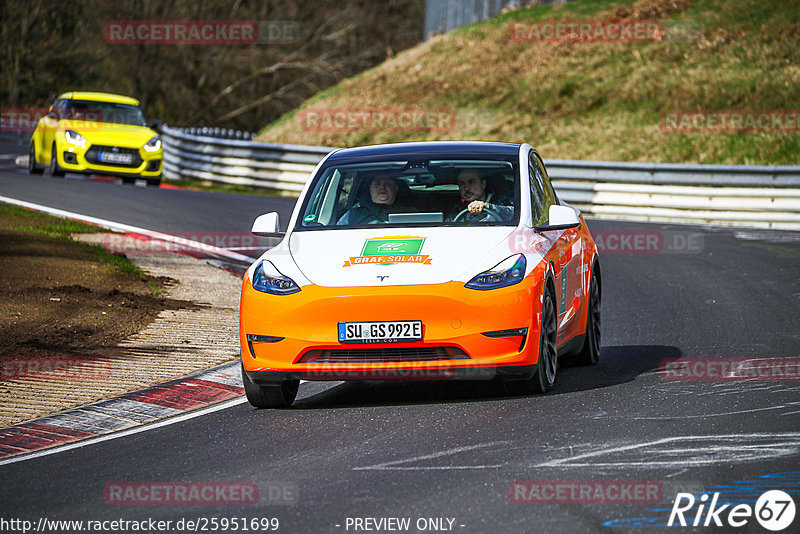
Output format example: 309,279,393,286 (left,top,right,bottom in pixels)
453,205,504,223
